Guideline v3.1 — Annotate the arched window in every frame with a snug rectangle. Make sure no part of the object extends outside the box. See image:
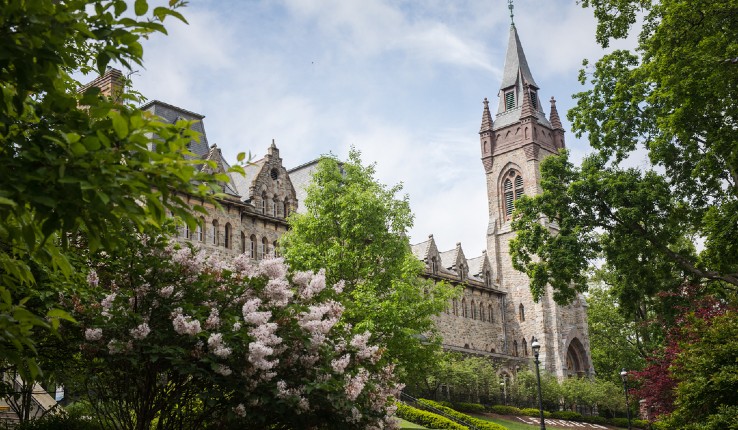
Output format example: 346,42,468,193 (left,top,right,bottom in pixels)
240,232,246,253
261,237,268,259
471,300,476,320
519,303,525,322
430,256,438,274
272,197,278,217
195,218,204,241
212,220,219,246
250,235,257,258
523,338,528,356
459,264,465,281
261,192,267,214
488,304,494,323
452,299,458,316
480,303,485,322
284,199,290,218
224,223,232,249
513,340,519,357
272,240,279,257
461,298,467,318
183,222,190,239
503,171,525,219
485,270,492,288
